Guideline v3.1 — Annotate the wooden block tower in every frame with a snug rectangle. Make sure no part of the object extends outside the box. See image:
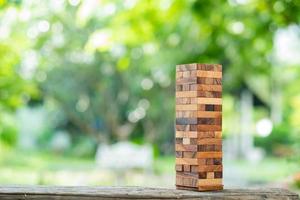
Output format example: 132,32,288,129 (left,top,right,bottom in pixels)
175,63,223,191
